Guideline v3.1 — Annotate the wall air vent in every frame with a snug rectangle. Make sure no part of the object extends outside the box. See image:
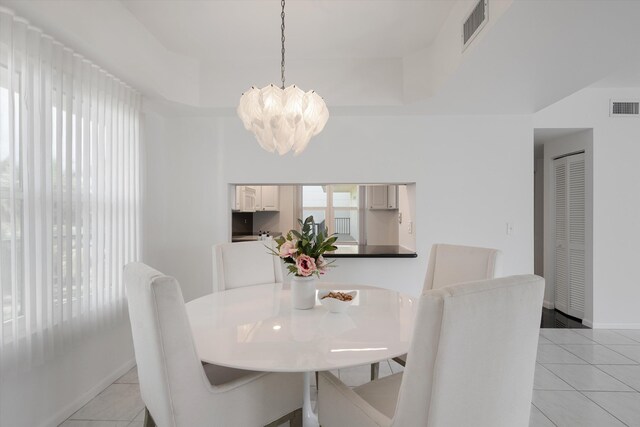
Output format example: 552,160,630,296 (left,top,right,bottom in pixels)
462,0,488,50
610,100,640,117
